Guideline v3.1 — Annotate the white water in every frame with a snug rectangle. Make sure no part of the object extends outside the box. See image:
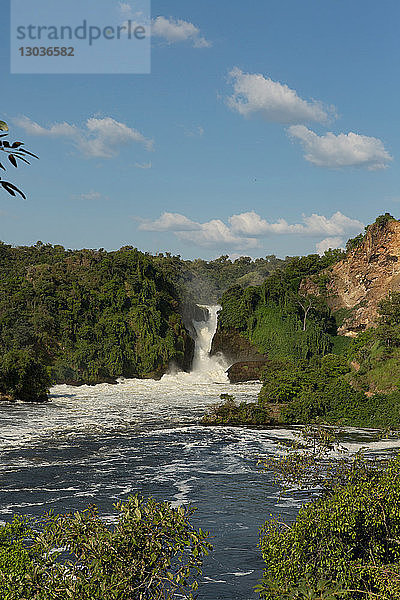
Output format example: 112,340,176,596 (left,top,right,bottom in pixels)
184,304,229,383
0,305,248,454
0,306,400,599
